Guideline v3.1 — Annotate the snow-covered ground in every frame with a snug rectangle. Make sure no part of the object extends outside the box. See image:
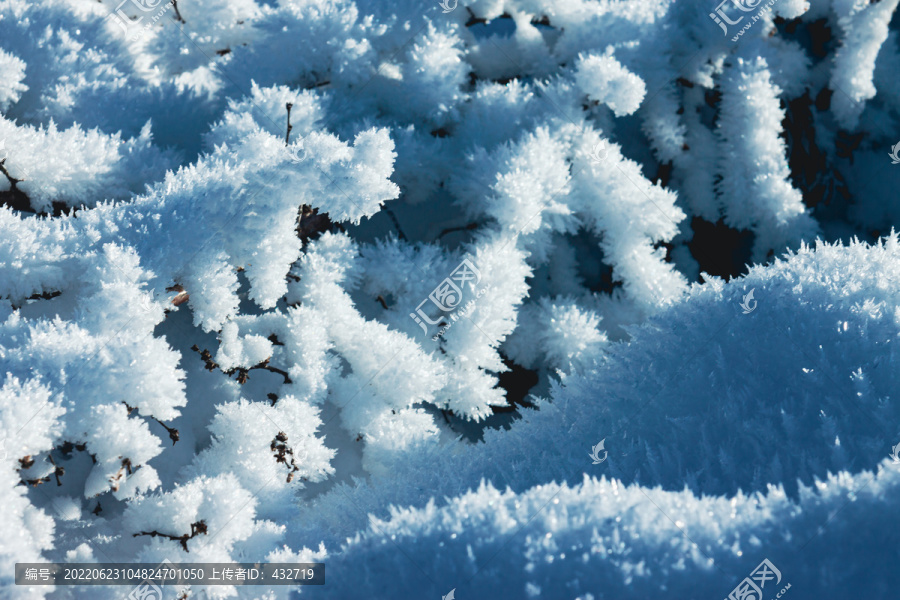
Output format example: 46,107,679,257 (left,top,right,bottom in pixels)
1,0,899,598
